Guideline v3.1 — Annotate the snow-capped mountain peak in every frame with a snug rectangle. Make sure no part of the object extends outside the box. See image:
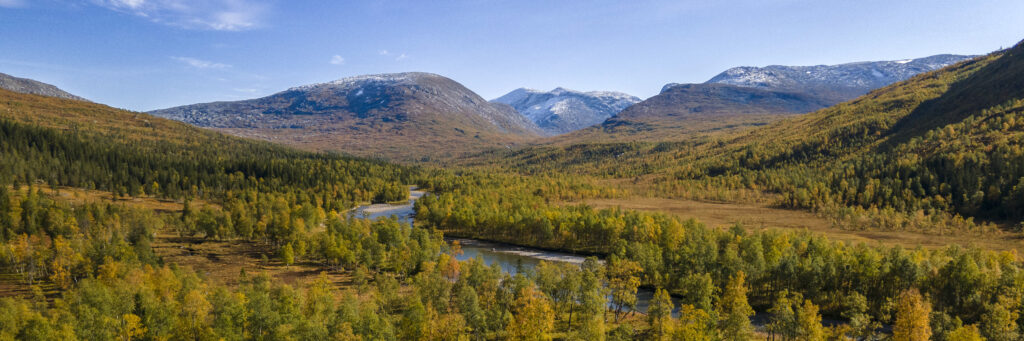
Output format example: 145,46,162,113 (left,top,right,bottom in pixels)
701,54,976,100
492,87,641,135
287,72,434,92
